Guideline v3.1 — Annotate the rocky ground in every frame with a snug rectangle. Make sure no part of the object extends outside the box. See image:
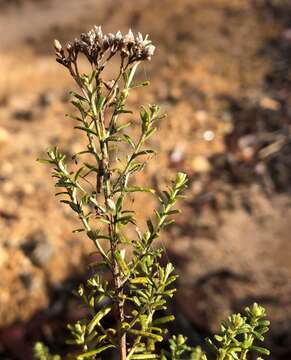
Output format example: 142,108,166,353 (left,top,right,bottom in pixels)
1,0,291,359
